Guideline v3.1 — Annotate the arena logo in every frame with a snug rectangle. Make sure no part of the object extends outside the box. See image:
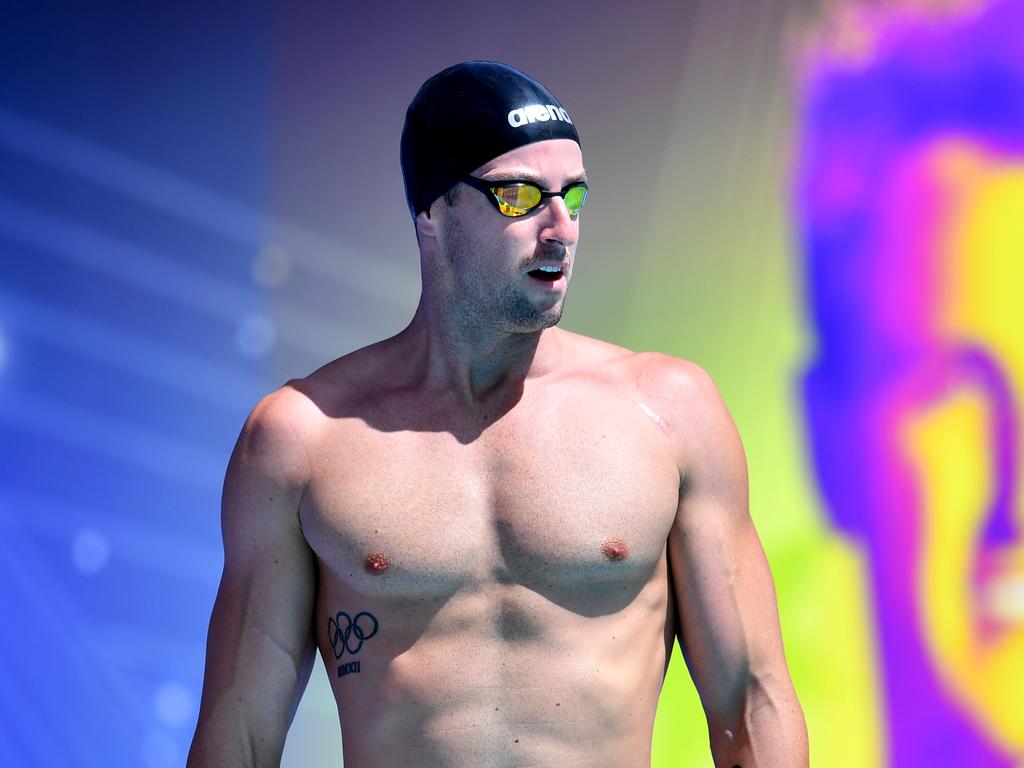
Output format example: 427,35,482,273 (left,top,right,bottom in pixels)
507,104,573,128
